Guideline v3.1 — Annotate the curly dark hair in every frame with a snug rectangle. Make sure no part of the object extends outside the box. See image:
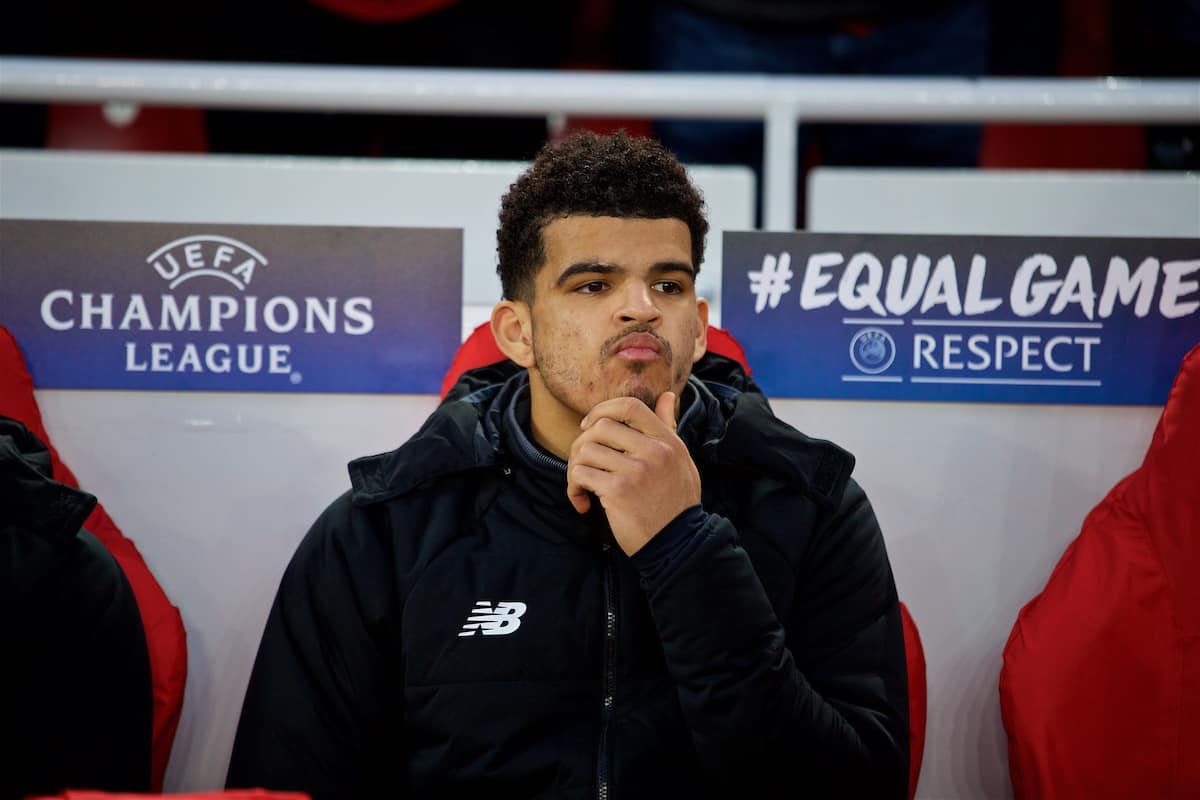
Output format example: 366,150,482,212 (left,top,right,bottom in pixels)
497,131,709,302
